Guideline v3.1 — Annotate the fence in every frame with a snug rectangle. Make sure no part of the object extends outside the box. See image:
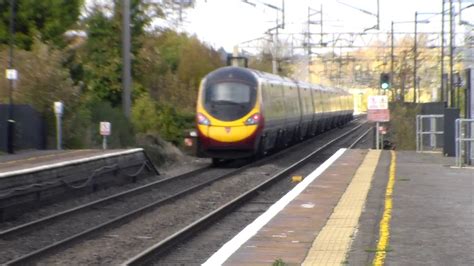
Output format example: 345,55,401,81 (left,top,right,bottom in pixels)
455,119,474,167
0,104,46,152
416,114,444,152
